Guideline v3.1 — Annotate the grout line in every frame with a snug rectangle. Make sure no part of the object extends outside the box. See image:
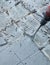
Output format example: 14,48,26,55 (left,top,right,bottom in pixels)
13,52,25,65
